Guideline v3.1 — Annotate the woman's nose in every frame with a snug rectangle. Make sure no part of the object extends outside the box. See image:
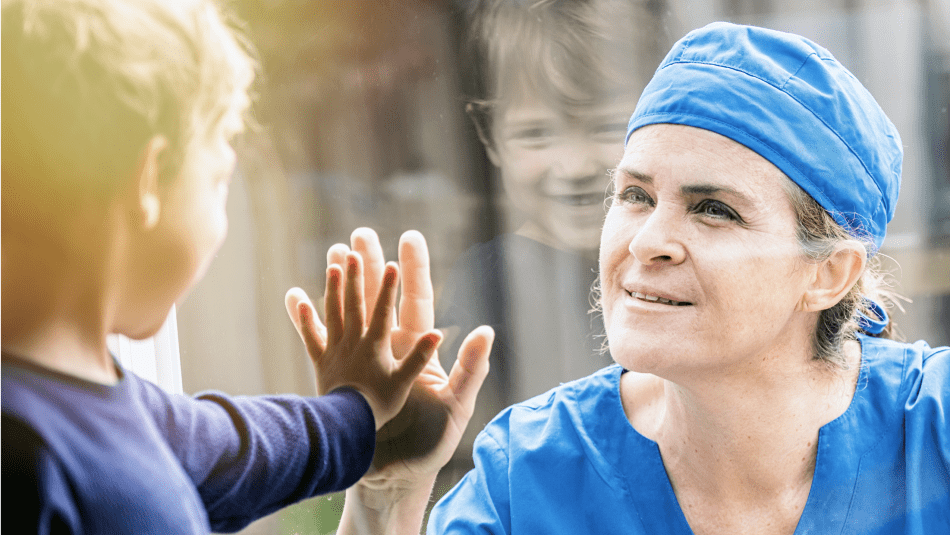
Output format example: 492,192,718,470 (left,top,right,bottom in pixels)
628,205,687,266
